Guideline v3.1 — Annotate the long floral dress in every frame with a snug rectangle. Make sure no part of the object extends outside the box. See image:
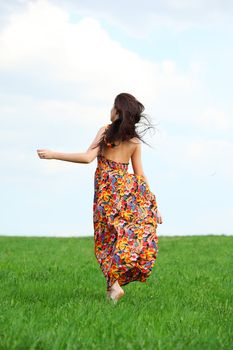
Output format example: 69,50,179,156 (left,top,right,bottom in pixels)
93,154,159,292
